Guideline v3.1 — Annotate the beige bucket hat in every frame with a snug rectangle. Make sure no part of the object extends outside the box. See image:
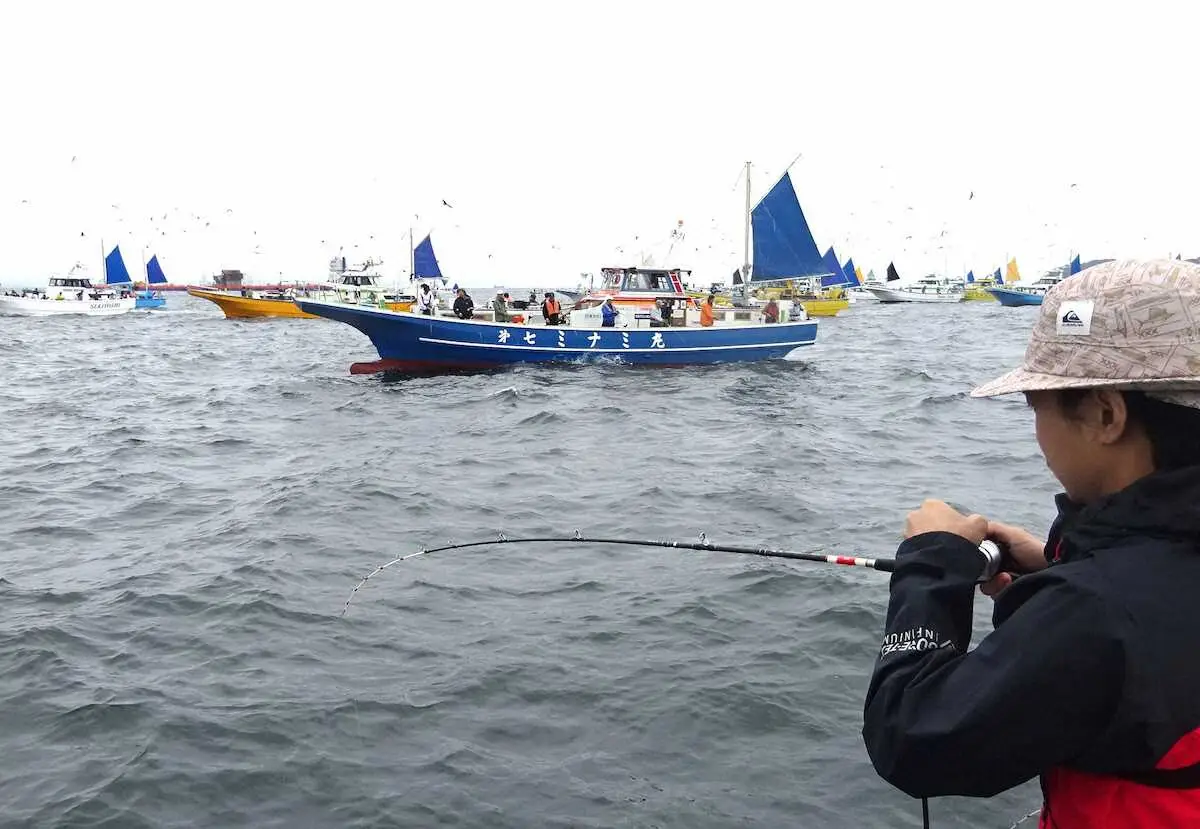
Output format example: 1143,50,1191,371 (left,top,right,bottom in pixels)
972,259,1200,406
